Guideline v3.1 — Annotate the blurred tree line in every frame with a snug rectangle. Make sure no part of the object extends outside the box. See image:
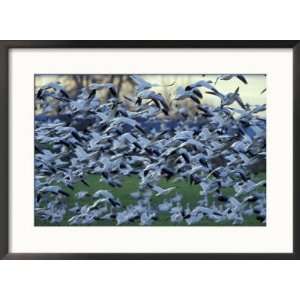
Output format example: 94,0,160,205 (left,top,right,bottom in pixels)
35,74,131,98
